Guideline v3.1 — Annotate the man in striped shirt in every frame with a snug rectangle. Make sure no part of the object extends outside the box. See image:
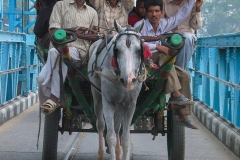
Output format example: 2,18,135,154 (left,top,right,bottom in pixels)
89,0,135,34
37,0,98,114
